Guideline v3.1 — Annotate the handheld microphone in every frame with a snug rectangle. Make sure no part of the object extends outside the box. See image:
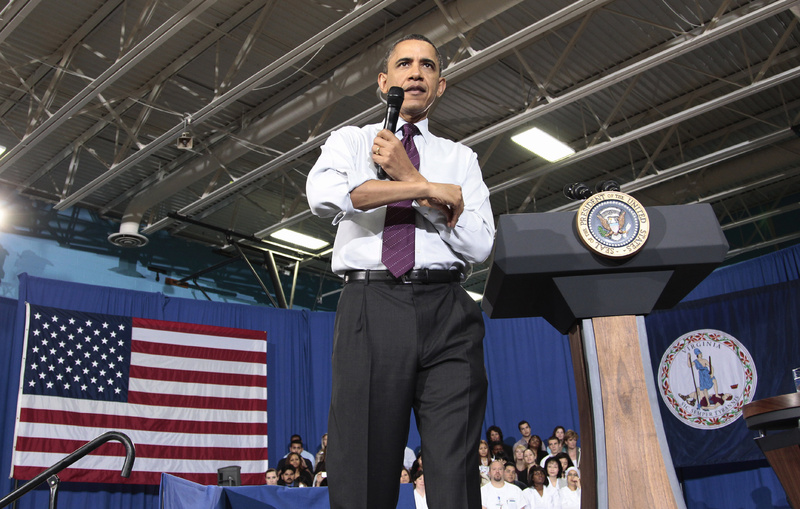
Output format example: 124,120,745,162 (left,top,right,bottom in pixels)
377,86,404,179
563,182,593,200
